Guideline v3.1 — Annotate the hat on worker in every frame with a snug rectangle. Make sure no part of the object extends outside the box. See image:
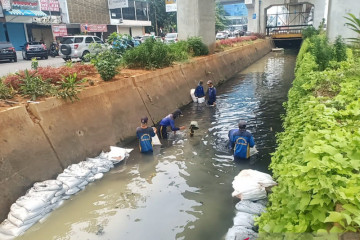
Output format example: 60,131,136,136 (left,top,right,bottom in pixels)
172,109,183,119
141,116,148,124
207,80,213,85
238,120,247,129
